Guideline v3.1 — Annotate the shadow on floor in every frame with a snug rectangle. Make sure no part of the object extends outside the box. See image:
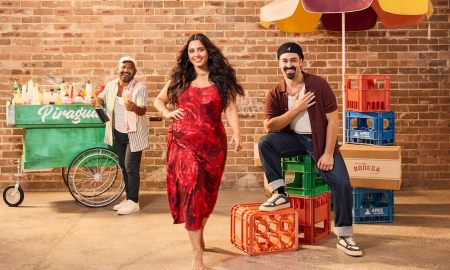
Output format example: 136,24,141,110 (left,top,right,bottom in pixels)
48,192,169,214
